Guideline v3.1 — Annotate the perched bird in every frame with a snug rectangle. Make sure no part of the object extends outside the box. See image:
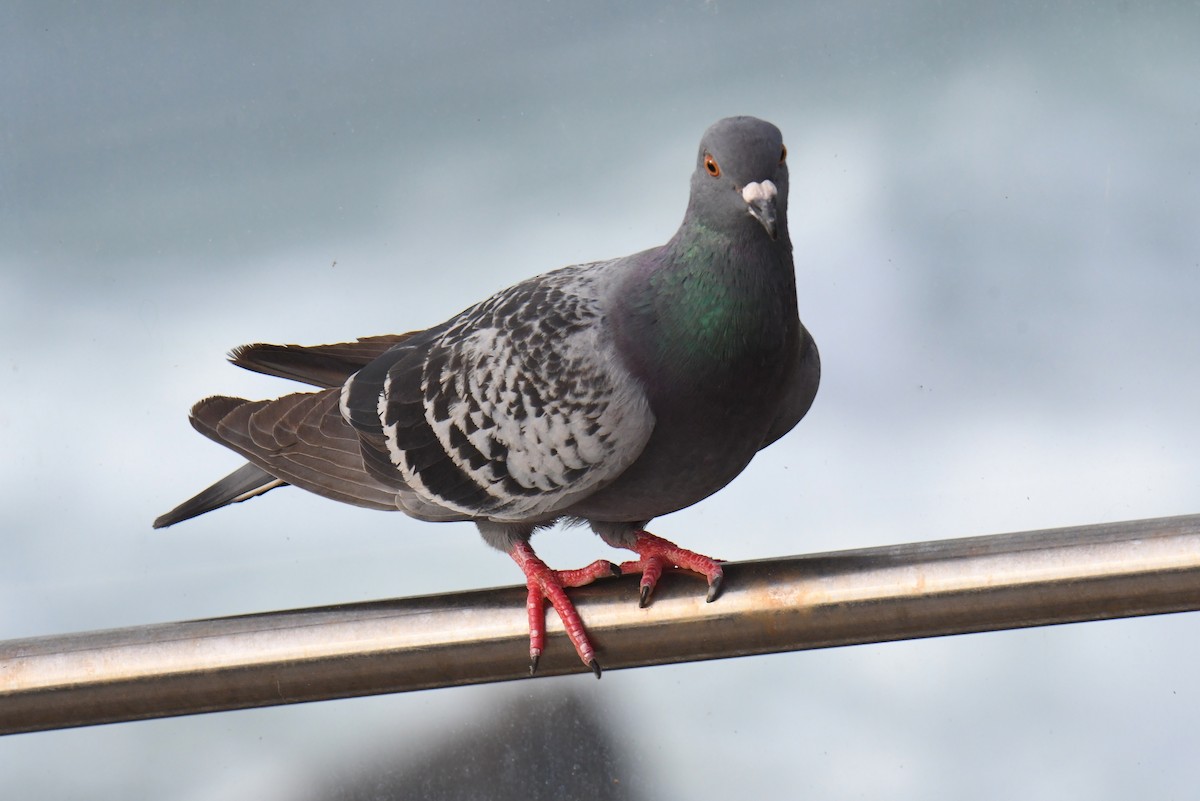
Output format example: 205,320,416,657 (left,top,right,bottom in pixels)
155,116,820,677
